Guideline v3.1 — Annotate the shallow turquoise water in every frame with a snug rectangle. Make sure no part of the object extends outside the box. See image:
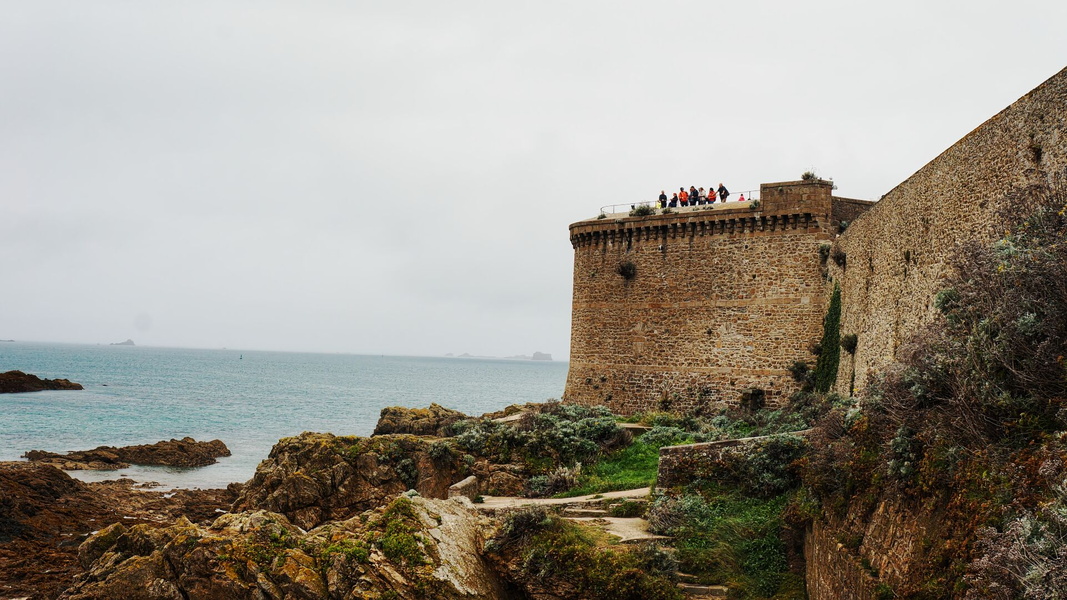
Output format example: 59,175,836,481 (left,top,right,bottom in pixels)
0,342,567,488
